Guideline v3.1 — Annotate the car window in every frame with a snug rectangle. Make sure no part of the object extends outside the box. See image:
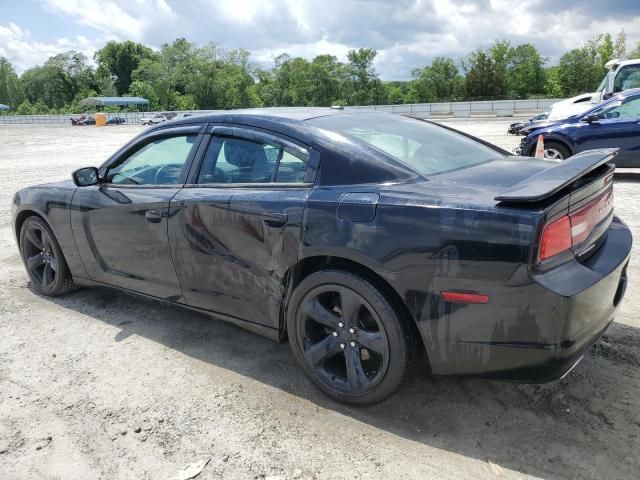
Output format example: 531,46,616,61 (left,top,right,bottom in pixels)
198,136,307,184
308,113,502,176
597,98,640,120
106,135,197,185
614,65,640,92
275,150,307,183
